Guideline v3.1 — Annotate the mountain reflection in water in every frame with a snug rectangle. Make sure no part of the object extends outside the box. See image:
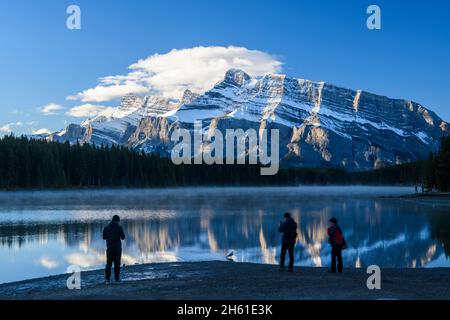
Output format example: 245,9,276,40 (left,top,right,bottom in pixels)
0,187,448,284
